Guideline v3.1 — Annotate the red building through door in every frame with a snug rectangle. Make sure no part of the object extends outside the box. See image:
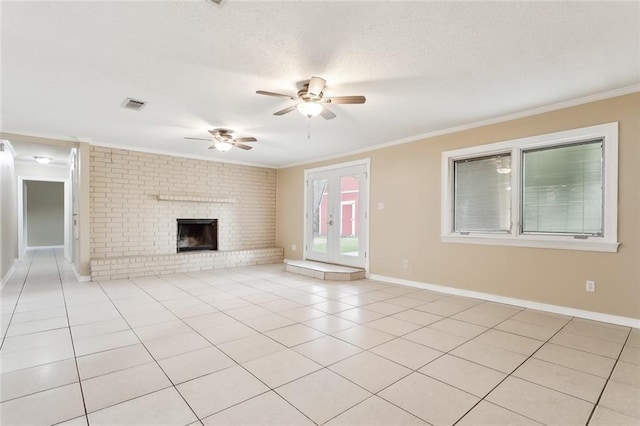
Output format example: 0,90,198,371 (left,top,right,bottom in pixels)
319,175,359,237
